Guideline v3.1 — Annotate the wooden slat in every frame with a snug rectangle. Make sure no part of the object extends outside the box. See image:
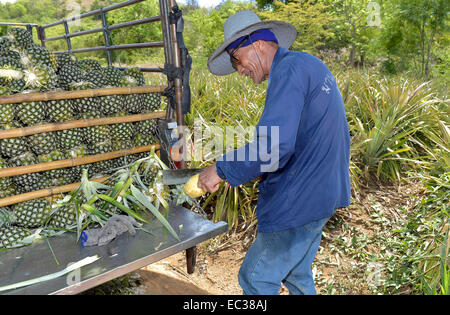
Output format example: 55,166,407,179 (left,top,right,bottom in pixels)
0,177,109,207
0,85,166,105
0,144,160,178
0,112,165,139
